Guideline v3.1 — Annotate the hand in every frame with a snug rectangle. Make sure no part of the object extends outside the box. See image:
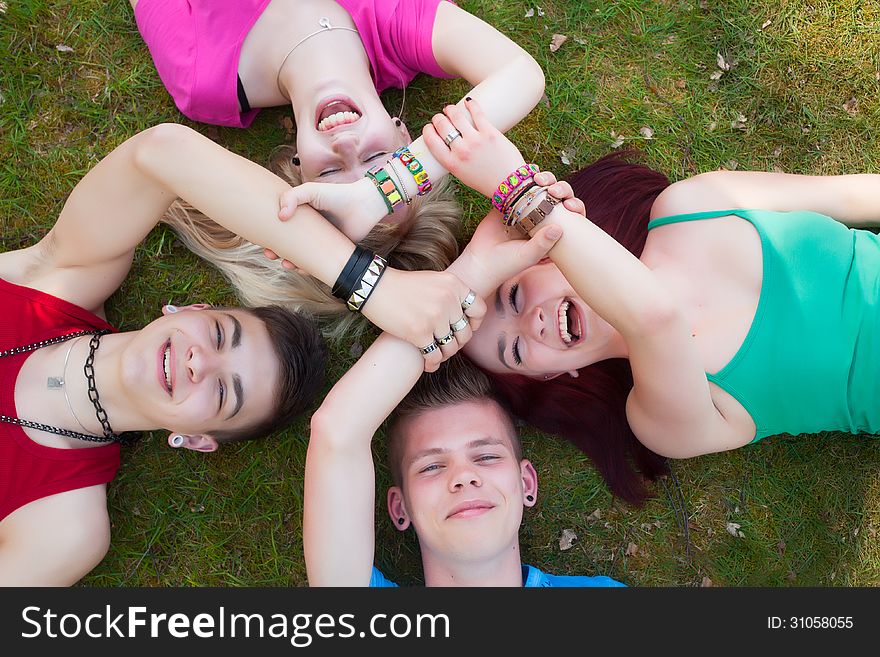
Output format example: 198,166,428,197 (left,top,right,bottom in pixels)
532,171,587,217
423,98,526,198
453,214,564,298
277,177,389,242
362,268,487,372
